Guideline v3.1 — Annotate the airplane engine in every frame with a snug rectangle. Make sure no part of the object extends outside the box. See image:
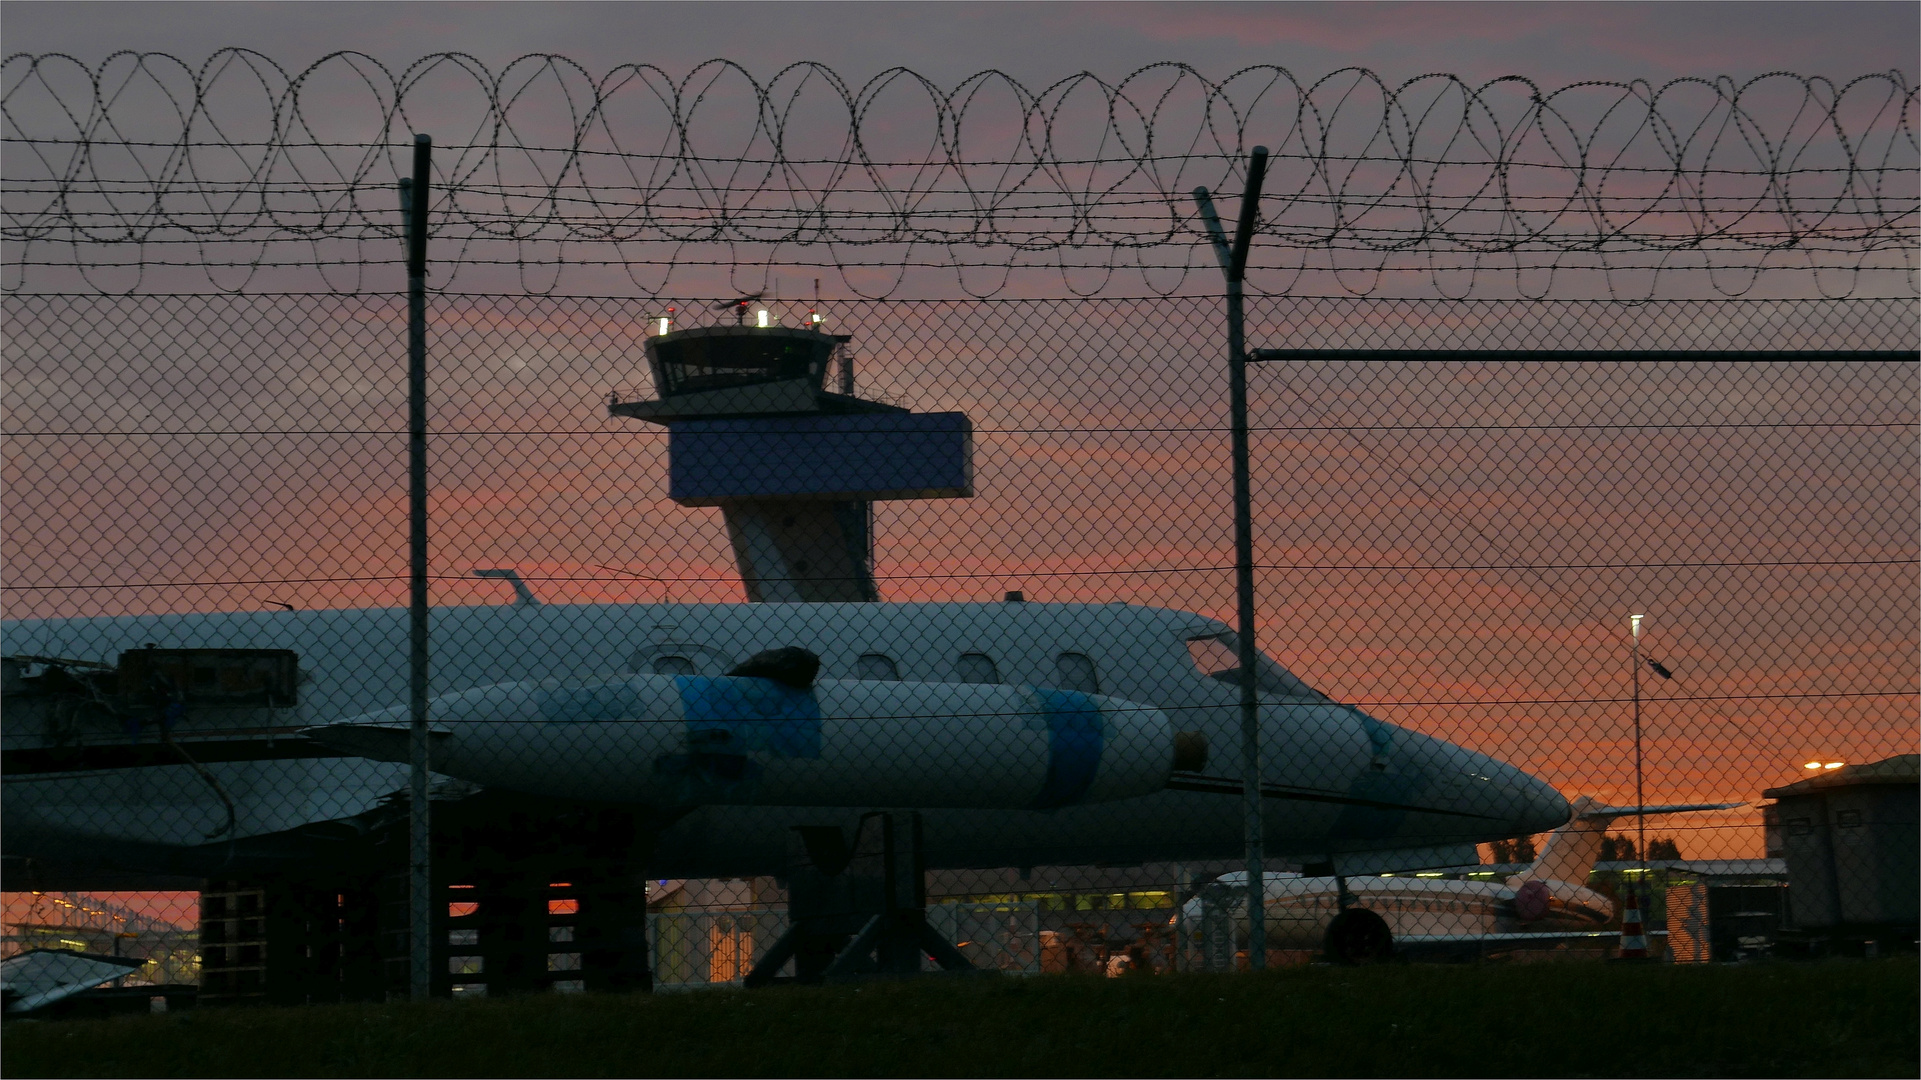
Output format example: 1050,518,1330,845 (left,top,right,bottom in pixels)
306,674,1193,811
